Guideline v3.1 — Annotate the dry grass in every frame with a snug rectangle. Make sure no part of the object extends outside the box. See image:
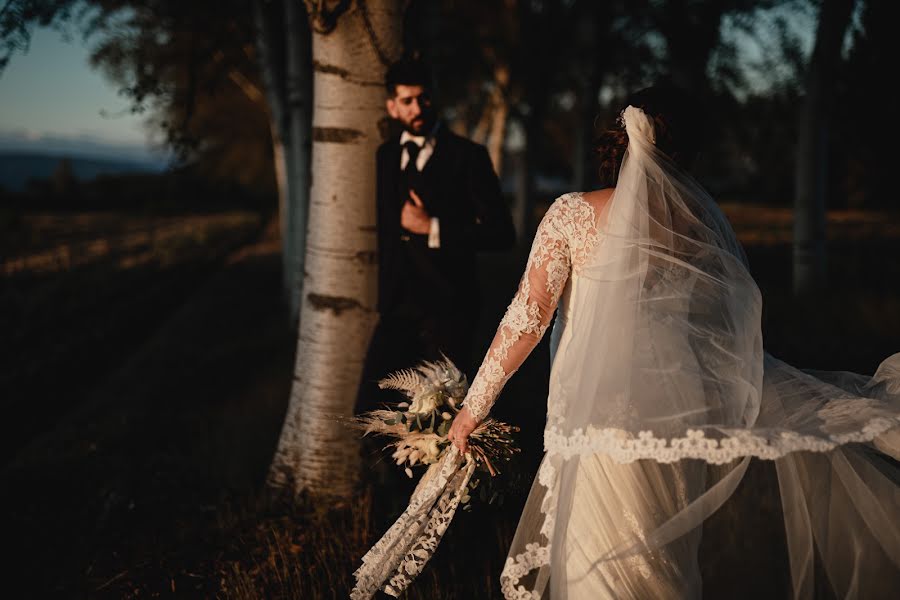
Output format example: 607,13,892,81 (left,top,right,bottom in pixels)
0,210,262,458
720,203,900,246
212,483,518,600
1,212,260,276
2,203,898,598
